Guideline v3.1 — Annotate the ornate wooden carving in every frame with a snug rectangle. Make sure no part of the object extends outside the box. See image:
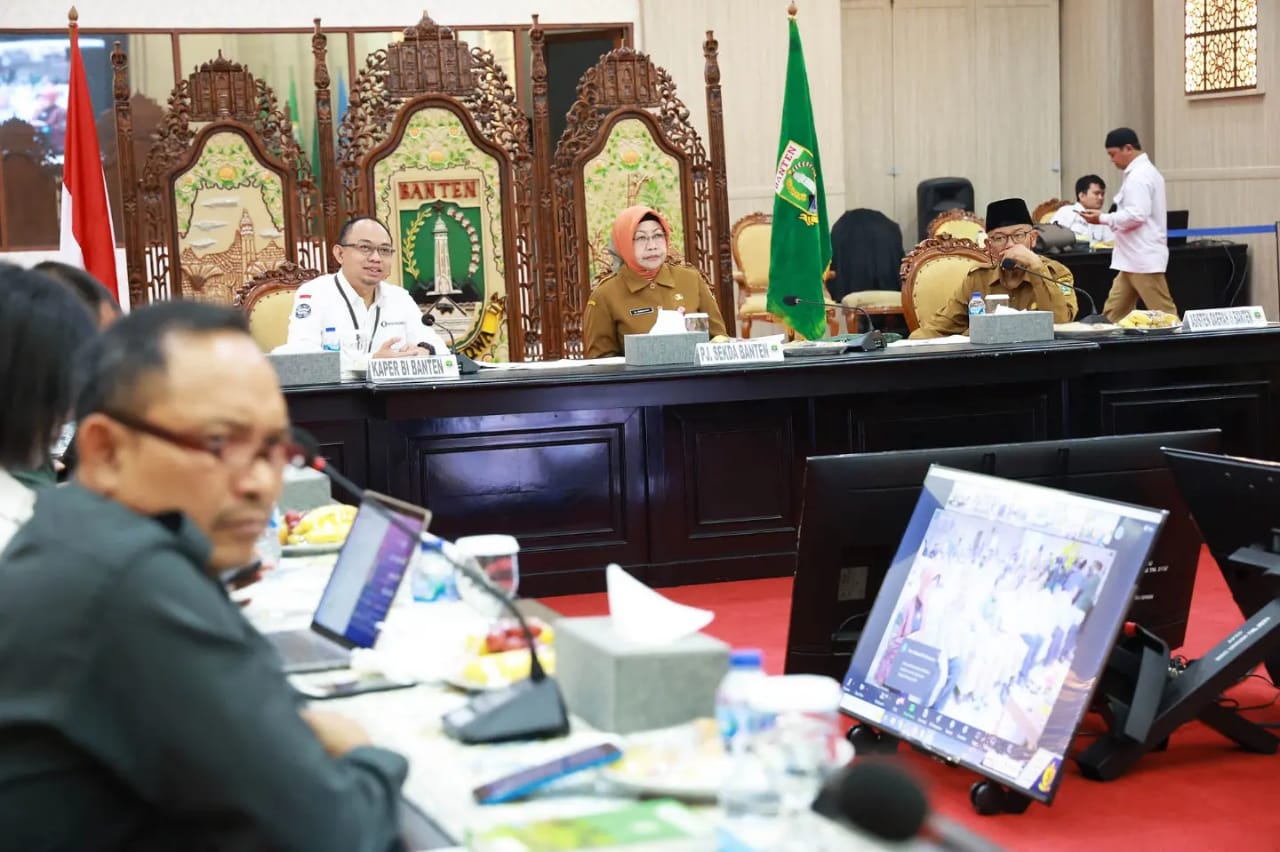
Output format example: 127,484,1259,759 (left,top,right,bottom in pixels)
98,93,162,244
540,30,732,357
528,17,563,360
899,235,989,331
112,43,323,306
703,31,733,319
1032,197,1068,223
926,207,985,238
0,118,59,248
323,13,538,360
233,260,321,310
312,19,340,267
